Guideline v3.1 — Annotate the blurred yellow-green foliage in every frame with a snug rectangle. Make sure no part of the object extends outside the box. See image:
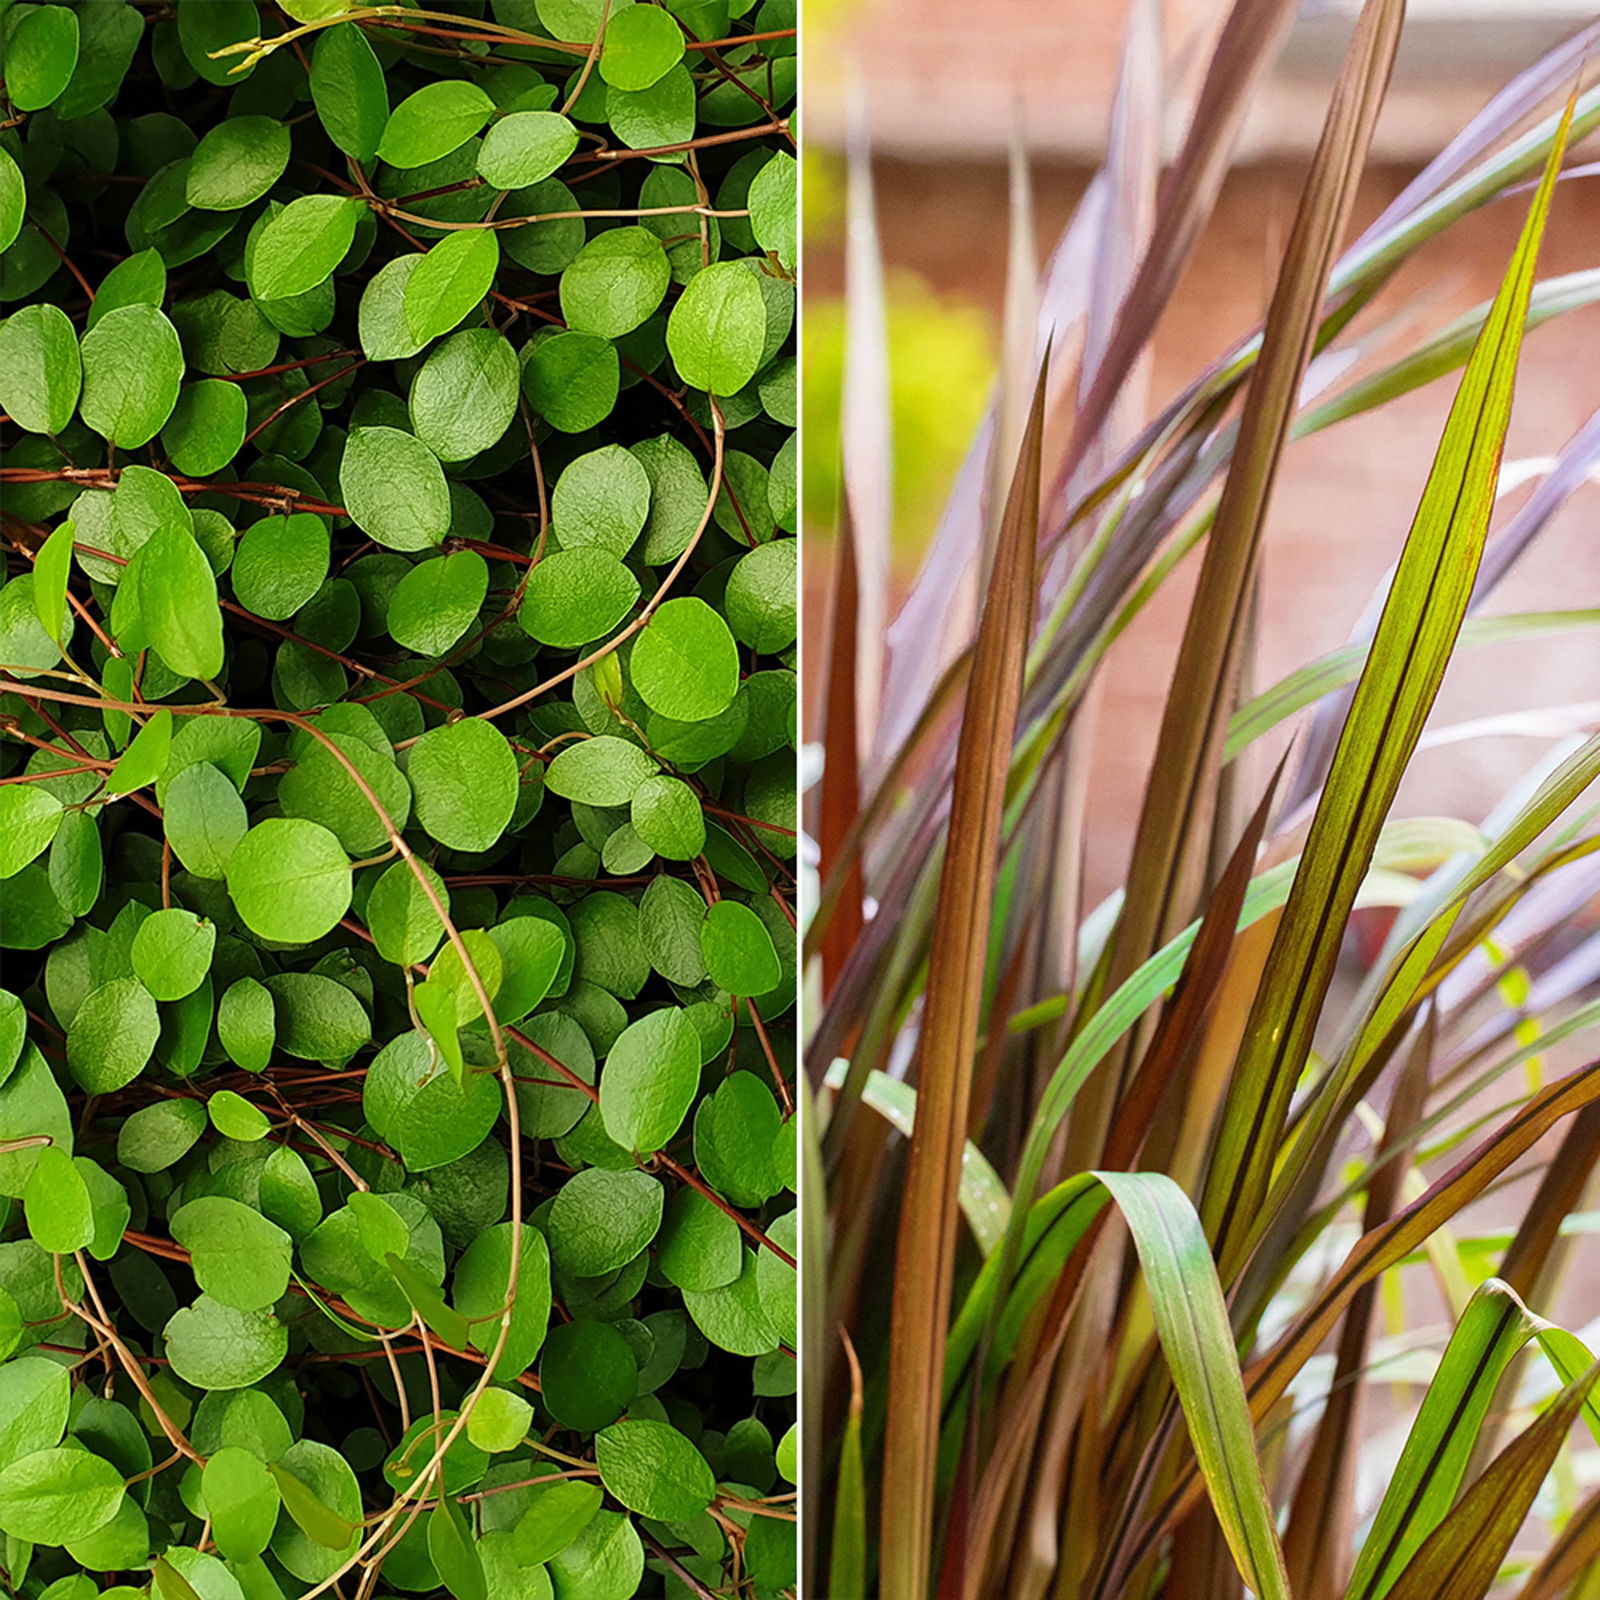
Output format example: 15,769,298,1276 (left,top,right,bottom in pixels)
802,282,996,563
